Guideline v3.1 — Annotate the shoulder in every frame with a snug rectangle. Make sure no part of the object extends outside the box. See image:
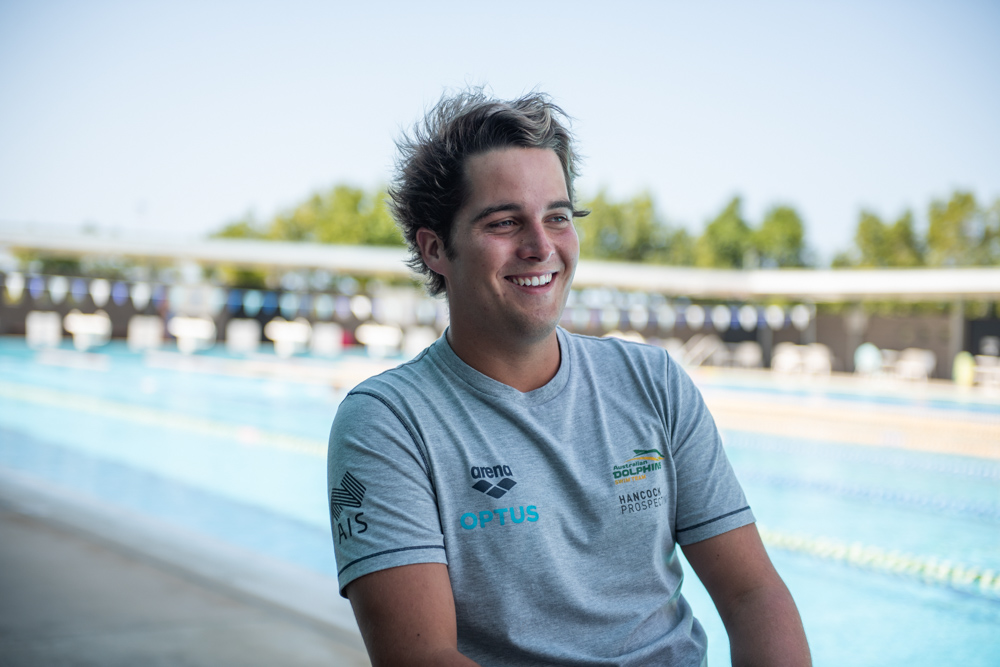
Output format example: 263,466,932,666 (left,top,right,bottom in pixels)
331,345,443,439
345,344,442,404
563,328,674,373
330,348,446,469
558,330,690,412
